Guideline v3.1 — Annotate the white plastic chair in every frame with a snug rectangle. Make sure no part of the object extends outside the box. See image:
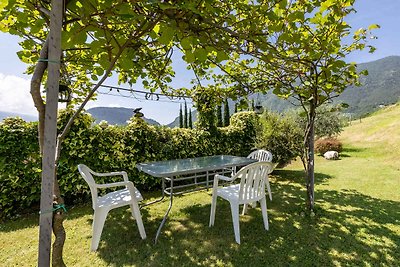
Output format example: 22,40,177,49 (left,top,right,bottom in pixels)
209,161,274,244
243,149,274,214
247,149,273,163
78,164,146,251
